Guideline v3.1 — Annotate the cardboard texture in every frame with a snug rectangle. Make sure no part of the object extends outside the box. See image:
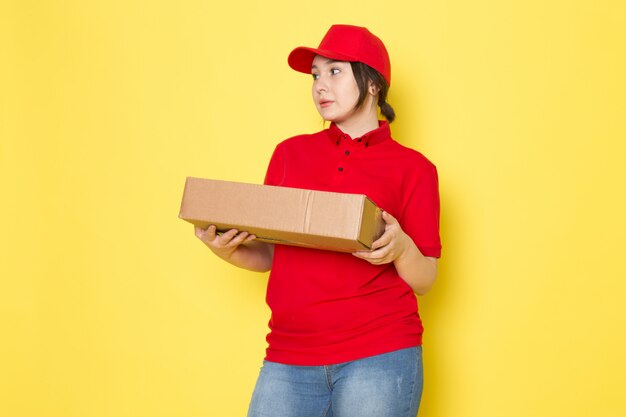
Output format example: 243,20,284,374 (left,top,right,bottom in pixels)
179,177,385,252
